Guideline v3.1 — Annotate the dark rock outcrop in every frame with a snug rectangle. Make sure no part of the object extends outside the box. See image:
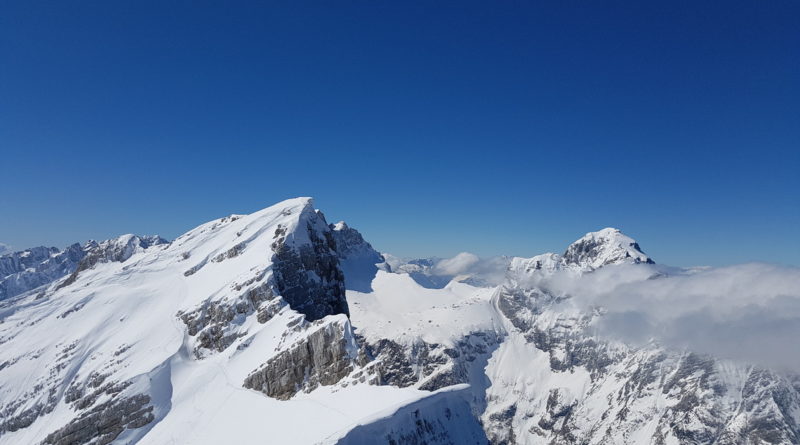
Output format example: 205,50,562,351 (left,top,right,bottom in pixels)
42,393,154,445
243,318,366,400
270,207,349,321
363,331,501,391
179,280,279,358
